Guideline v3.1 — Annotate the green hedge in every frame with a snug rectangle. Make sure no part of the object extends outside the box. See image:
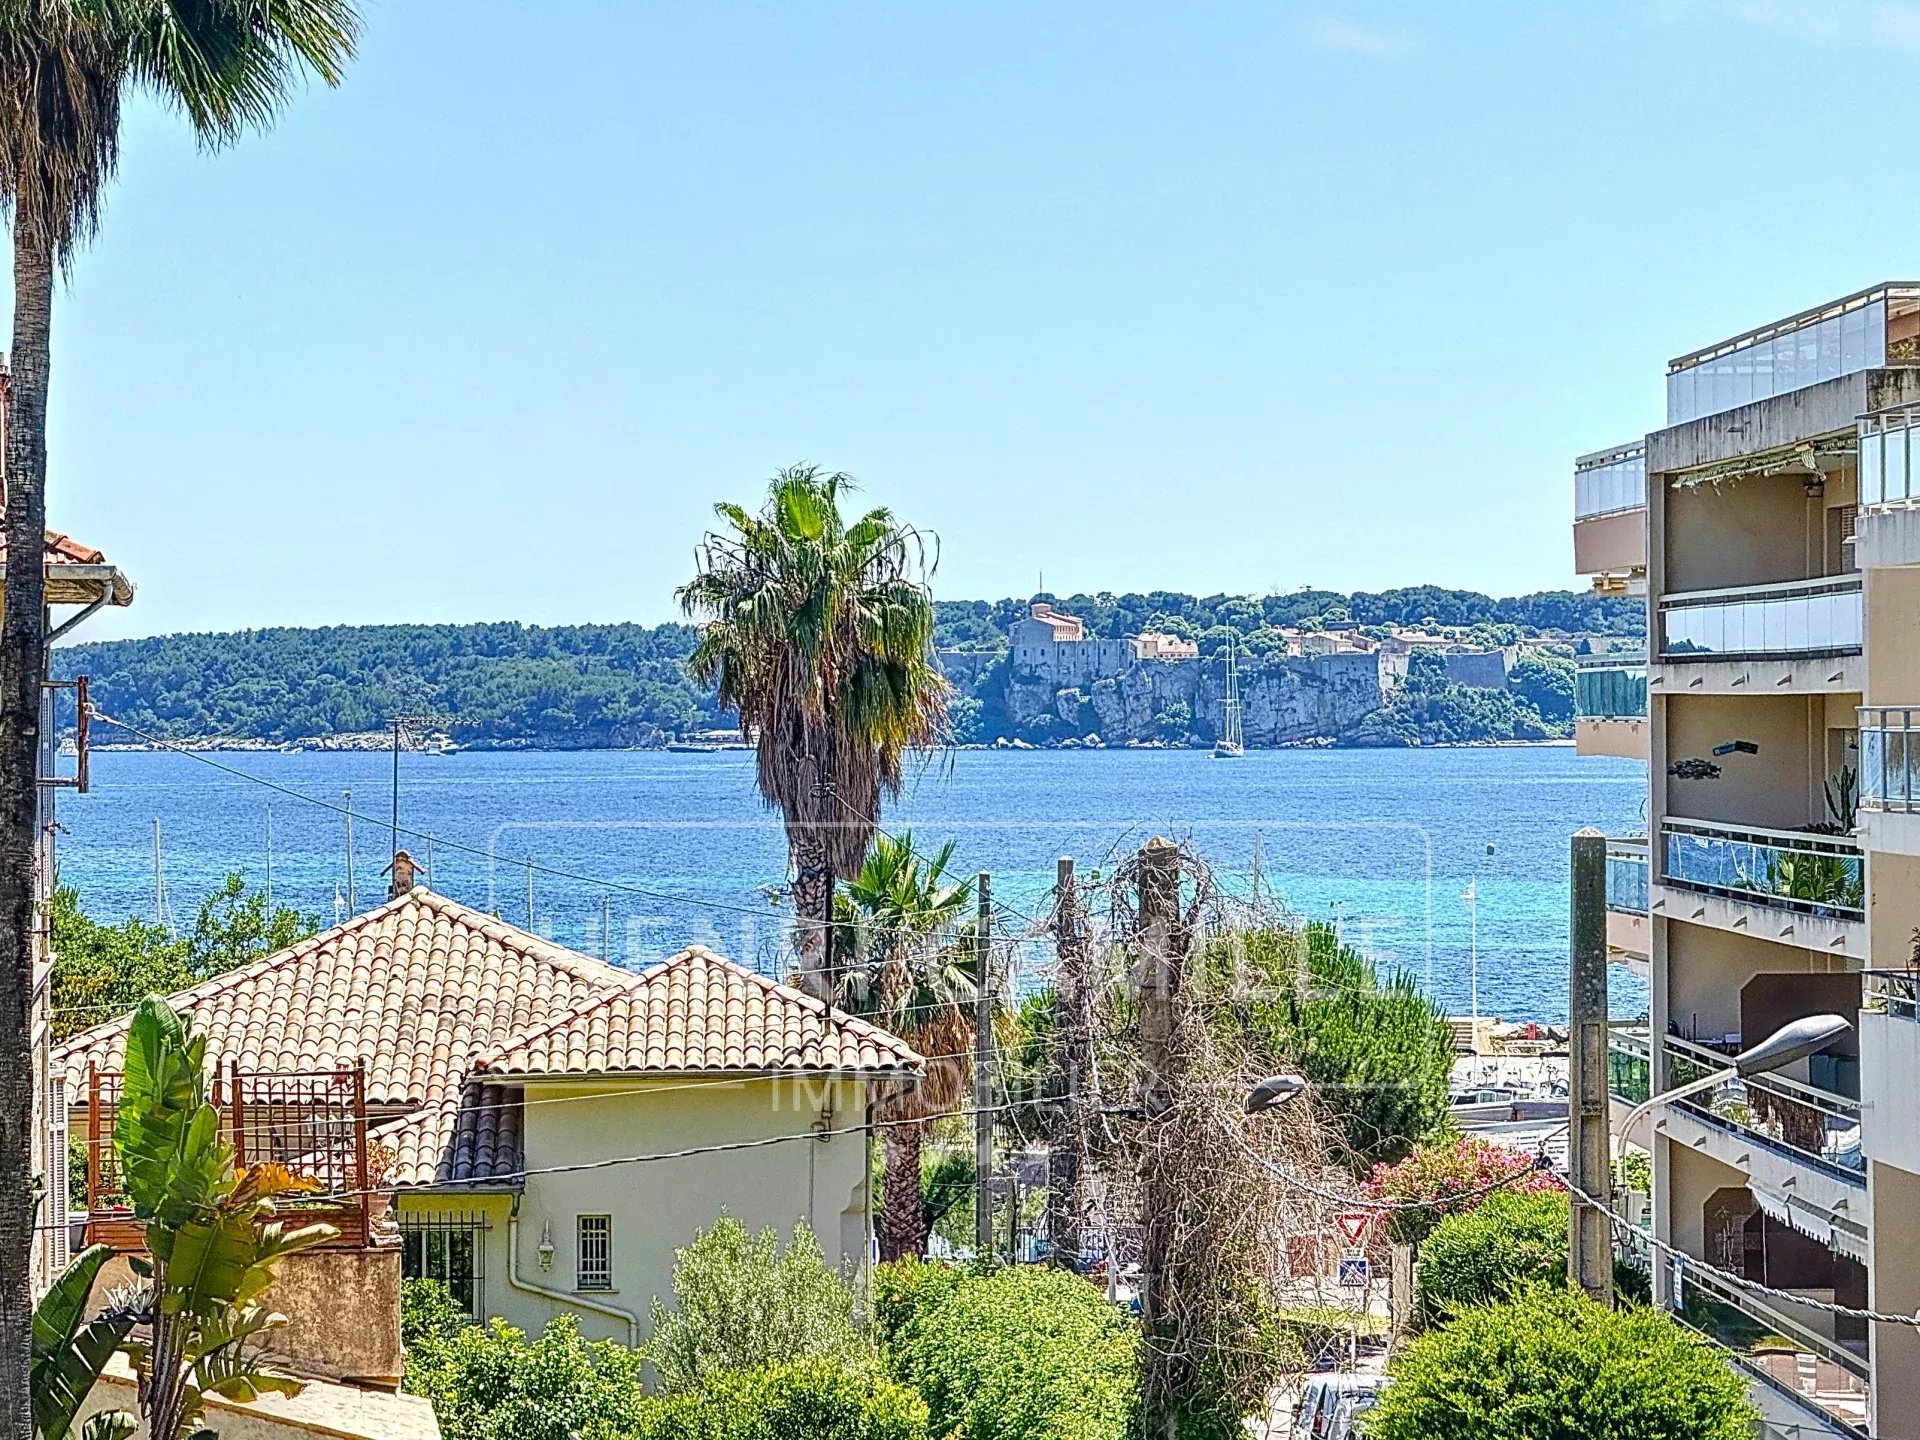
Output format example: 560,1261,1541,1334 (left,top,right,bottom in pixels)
1366,1288,1756,1440
631,1359,928,1440
880,1263,1136,1440
1416,1189,1568,1321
